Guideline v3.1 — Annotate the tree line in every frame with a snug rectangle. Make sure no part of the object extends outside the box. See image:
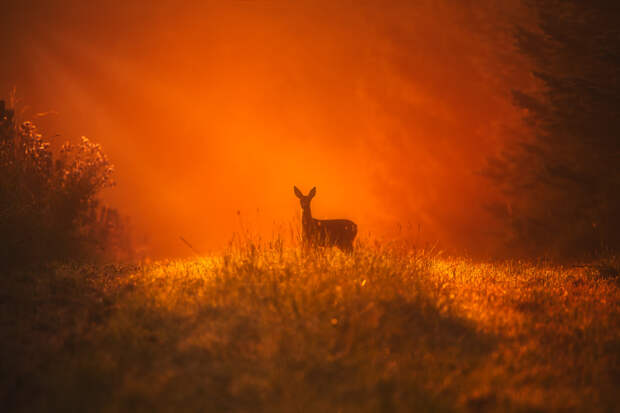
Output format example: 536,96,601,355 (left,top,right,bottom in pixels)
484,0,620,257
